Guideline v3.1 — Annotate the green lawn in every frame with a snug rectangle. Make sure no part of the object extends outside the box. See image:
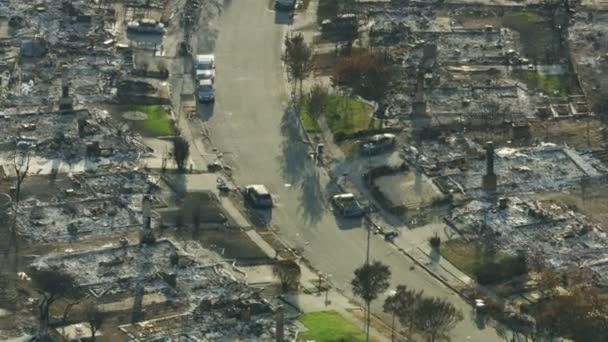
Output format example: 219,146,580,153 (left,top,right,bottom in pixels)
514,70,570,97
439,239,479,277
440,239,527,285
299,311,366,342
323,95,379,136
300,105,322,133
134,105,174,136
502,11,559,63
